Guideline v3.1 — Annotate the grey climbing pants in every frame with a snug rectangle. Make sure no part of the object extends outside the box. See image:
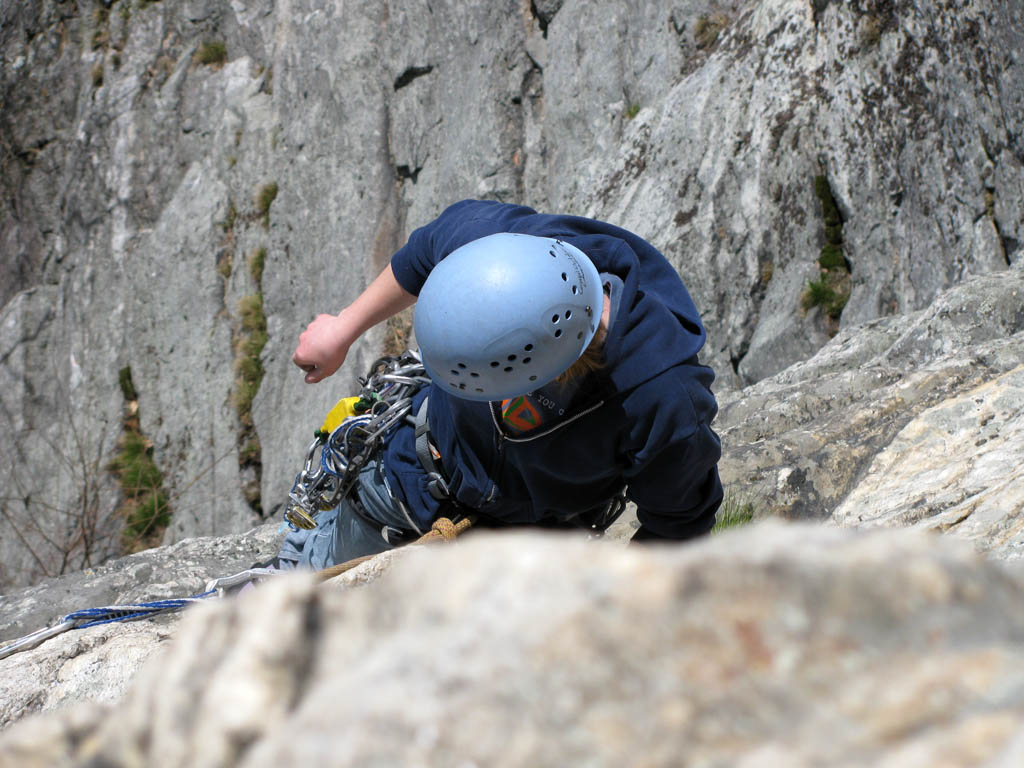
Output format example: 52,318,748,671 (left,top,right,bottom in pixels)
276,459,417,571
